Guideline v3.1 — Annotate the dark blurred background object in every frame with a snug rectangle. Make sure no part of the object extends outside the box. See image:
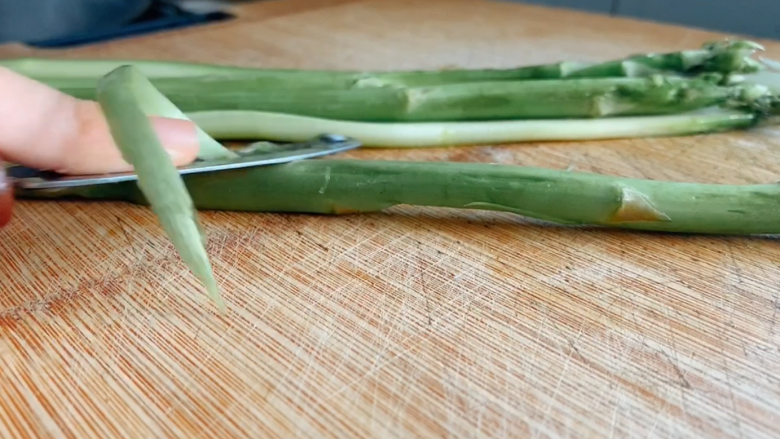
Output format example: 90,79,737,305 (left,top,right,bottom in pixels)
0,0,237,47
5,0,775,49
0,0,153,44
509,0,780,41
